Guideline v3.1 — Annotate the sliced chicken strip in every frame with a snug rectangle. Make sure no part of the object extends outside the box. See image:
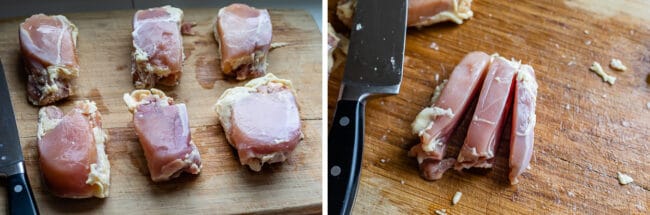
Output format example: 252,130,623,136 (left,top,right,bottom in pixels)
409,51,491,180
19,14,79,106
215,3,272,80
337,0,473,28
214,73,302,171
37,100,110,198
123,89,202,182
456,55,519,170
131,6,184,88
509,65,538,185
